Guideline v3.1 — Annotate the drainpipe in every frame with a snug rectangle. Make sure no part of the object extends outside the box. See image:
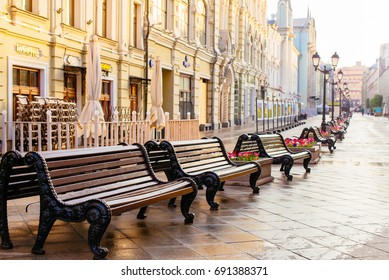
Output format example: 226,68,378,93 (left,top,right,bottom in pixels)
211,4,218,130
143,0,150,119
